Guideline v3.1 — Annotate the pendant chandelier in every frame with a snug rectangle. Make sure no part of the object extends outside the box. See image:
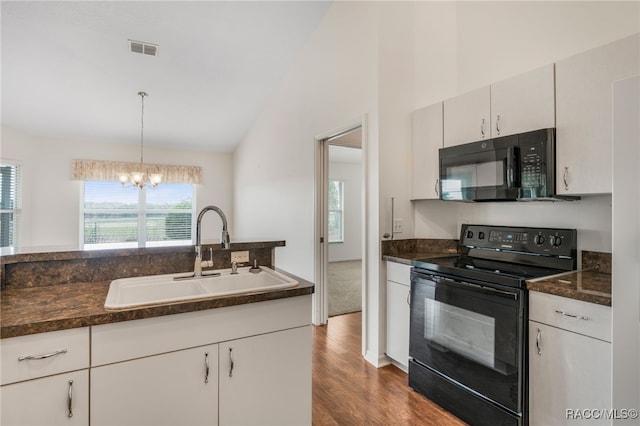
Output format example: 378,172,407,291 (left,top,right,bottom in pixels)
119,91,162,189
